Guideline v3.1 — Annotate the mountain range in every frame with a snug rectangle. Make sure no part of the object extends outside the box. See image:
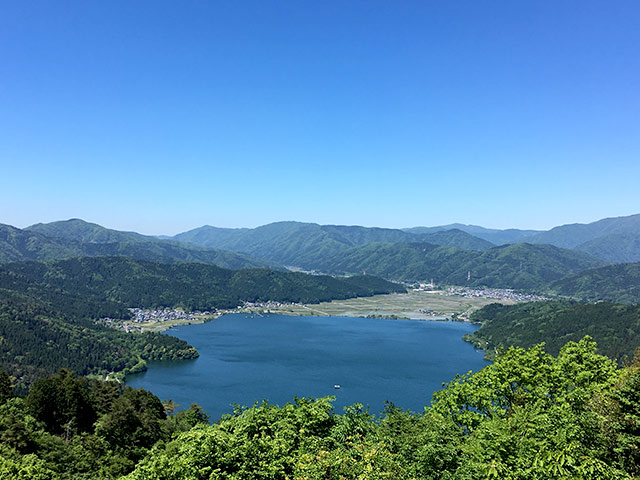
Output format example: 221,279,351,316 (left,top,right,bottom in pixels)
172,214,640,265
0,220,276,270
2,214,640,299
